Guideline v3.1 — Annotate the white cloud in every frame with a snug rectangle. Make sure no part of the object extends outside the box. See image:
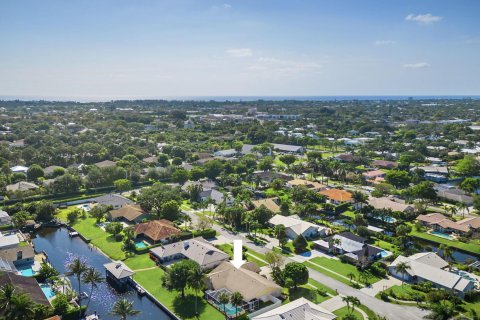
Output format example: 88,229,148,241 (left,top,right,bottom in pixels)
405,13,442,25
374,40,396,46
403,62,430,69
222,3,232,9
226,48,253,57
